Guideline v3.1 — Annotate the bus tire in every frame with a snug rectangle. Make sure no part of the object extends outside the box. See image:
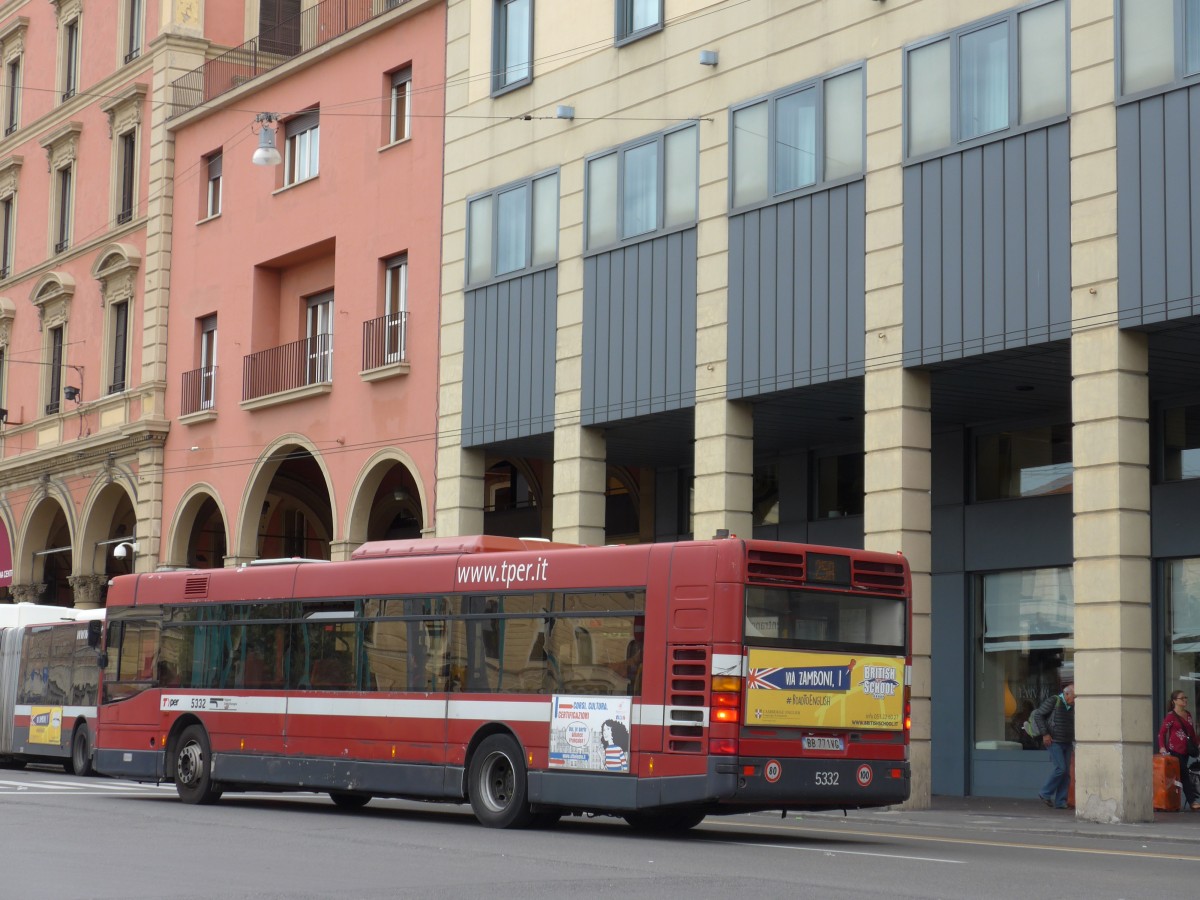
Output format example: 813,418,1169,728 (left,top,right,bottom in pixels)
623,808,706,832
468,734,534,829
70,724,93,777
329,791,371,810
0,757,26,770
175,725,222,805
